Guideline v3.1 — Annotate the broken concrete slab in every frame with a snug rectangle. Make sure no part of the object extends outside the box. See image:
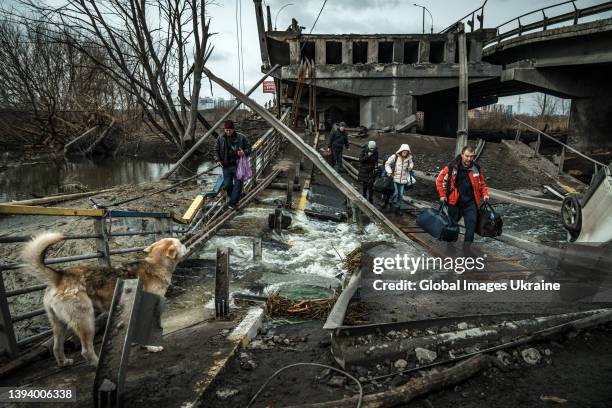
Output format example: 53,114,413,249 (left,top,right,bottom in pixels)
394,114,417,132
